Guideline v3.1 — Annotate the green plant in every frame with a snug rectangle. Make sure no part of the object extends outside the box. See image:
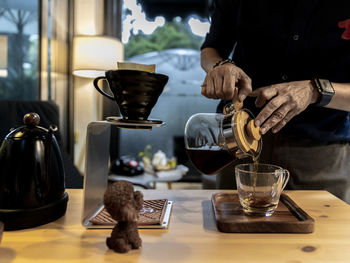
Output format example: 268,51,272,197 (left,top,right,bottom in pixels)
125,20,203,59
